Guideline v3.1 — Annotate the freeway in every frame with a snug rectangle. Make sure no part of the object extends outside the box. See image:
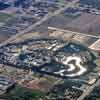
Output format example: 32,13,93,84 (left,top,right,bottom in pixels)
0,2,76,48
